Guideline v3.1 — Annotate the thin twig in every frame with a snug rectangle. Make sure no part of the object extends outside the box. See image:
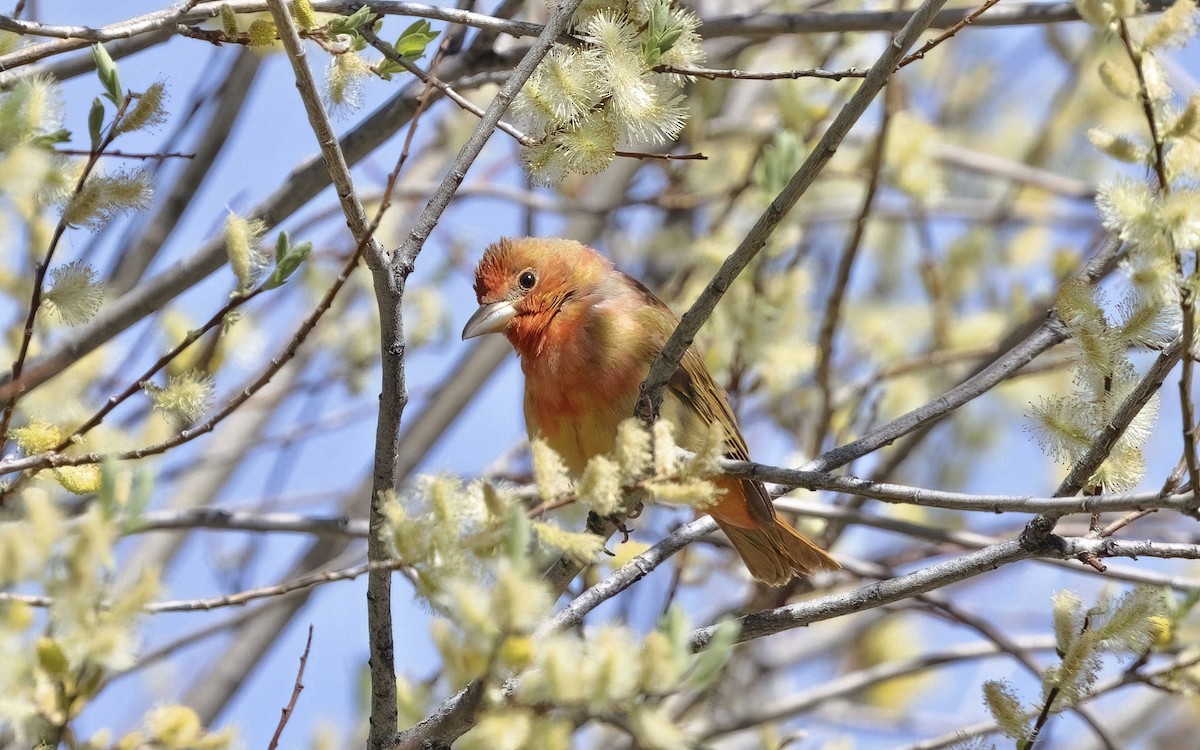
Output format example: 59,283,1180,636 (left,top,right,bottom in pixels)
896,0,1003,69
264,1,396,744
54,148,194,160
0,559,408,611
654,63,868,81
267,624,314,750
810,81,895,455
